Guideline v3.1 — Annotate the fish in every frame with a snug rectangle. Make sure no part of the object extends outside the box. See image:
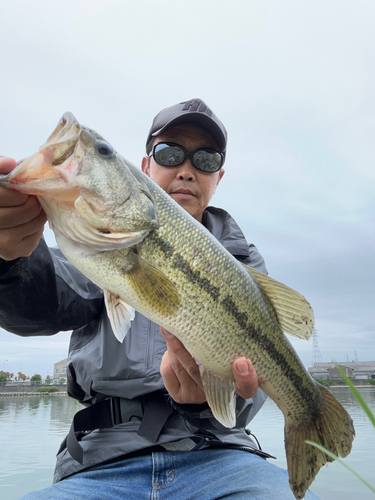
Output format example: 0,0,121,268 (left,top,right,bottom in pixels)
0,112,355,499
